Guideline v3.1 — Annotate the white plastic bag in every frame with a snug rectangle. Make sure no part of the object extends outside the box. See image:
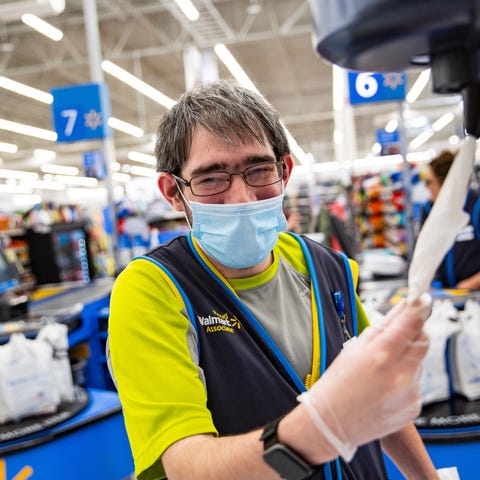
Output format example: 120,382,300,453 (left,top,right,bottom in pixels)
0,333,60,424
450,300,480,400
36,322,75,403
421,300,461,405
